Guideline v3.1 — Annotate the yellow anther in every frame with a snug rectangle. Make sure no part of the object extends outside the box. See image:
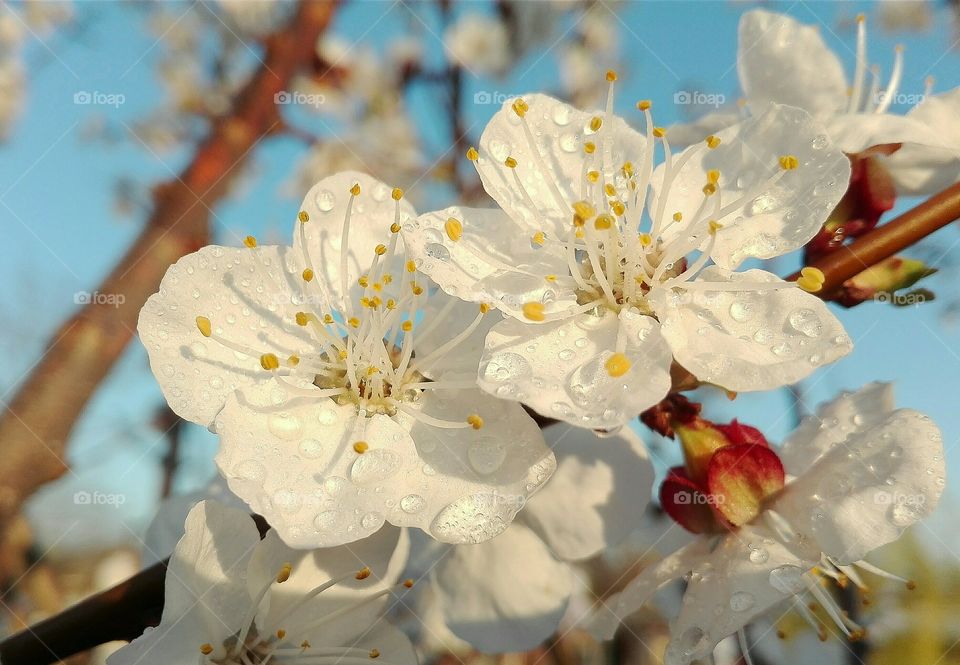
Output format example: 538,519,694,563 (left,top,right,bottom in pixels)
391,187,404,201
353,441,369,454
401,320,413,332
298,210,310,223
295,312,310,326
504,156,518,168
277,629,287,640
573,201,596,219
243,235,257,248
338,349,348,359
706,169,720,184
705,135,721,149
587,170,600,183
366,366,379,376
531,231,546,246
594,213,615,230
584,142,596,154
323,314,334,324
200,644,214,655
639,233,653,247
445,217,463,241
796,275,823,293
347,317,361,328
360,297,372,308
403,579,414,588
589,116,603,132
466,414,484,430
386,298,396,309
301,640,311,649
479,303,491,314
358,276,370,288
708,220,724,235
856,12,865,23
375,244,387,256
622,161,634,176
652,127,666,138
369,649,381,659
196,316,212,337
636,100,652,111
405,259,416,273
383,274,393,284
390,222,401,233
604,183,617,197
466,146,479,161
522,301,546,321
277,562,292,583
800,266,825,282
287,354,300,367
545,274,557,282
702,182,717,196
411,284,424,296
606,69,618,82
350,183,361,196
575,228,585,239
779,154,800,170
611,201,626,216
260,353,280,371
672,211,683,222
512,98,529,117
605,352,631,377
372,282,383,292
302,268,314,282
355,566,372,580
